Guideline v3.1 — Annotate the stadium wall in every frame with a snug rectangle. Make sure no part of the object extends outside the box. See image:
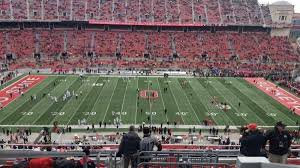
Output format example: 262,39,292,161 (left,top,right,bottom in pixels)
271,27,291,36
